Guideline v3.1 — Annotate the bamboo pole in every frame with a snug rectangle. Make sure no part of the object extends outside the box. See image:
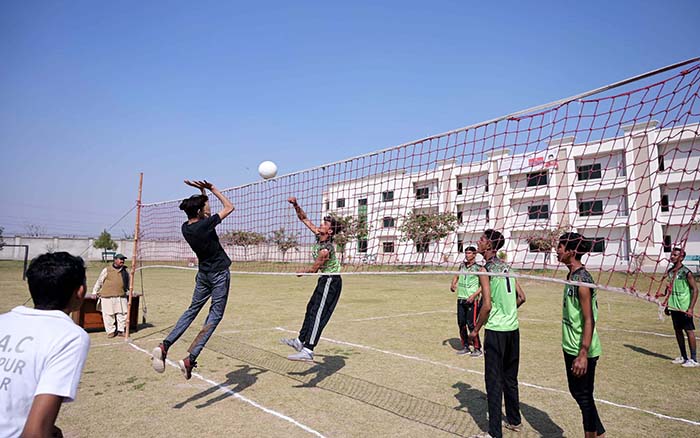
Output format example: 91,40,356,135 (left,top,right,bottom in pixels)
125,172,143,340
